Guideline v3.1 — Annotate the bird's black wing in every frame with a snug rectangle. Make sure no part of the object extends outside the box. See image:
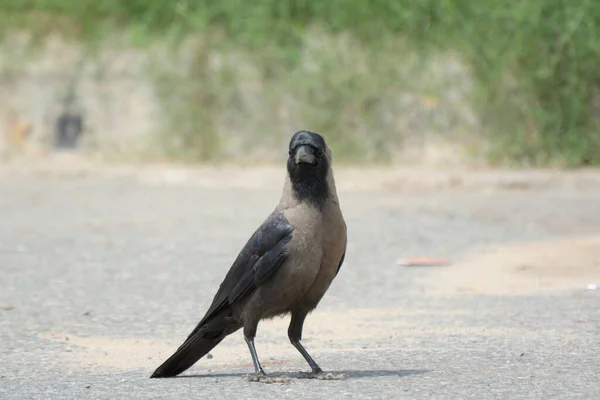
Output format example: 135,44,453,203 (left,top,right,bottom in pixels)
150,211,294,378
335,251,346,277
192,211,294,331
